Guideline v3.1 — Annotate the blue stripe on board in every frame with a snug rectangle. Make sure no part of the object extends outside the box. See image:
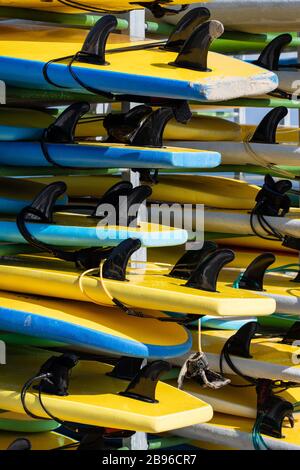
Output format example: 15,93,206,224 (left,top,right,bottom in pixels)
0,306,192,359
